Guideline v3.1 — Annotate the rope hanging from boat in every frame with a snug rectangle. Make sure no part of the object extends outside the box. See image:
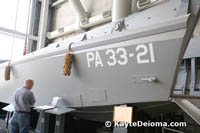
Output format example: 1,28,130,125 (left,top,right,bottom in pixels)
4,63,11,81
5,37,15,81
63,43,74,76
4,0,20,81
